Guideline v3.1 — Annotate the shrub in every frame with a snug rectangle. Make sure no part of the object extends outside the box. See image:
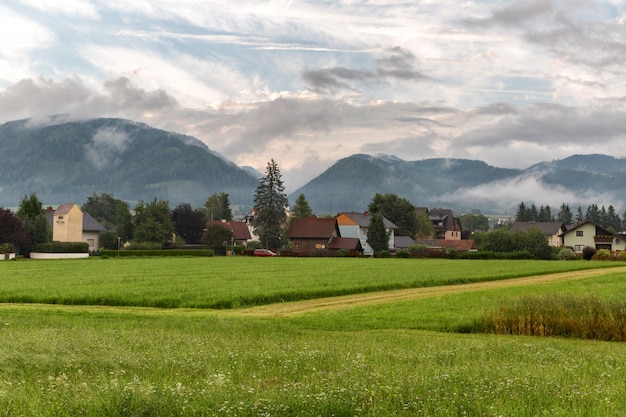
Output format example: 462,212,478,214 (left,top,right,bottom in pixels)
374,250,391,258
617,251,626,261
128,241,163,250
596,249,611,260
557,247,577,260
0,243,15,254
36,242,89,253
582,246,596,260
396,249,412,258
447,248,458,259
337,249,349,257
